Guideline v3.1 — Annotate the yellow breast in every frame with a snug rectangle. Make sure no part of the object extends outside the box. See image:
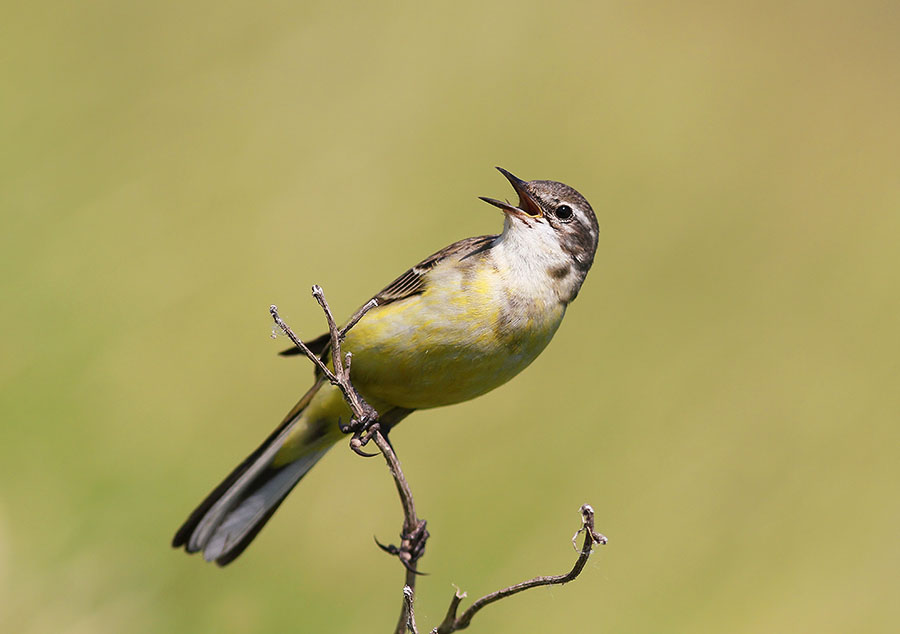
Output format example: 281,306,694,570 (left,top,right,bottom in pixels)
341,257,566,409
